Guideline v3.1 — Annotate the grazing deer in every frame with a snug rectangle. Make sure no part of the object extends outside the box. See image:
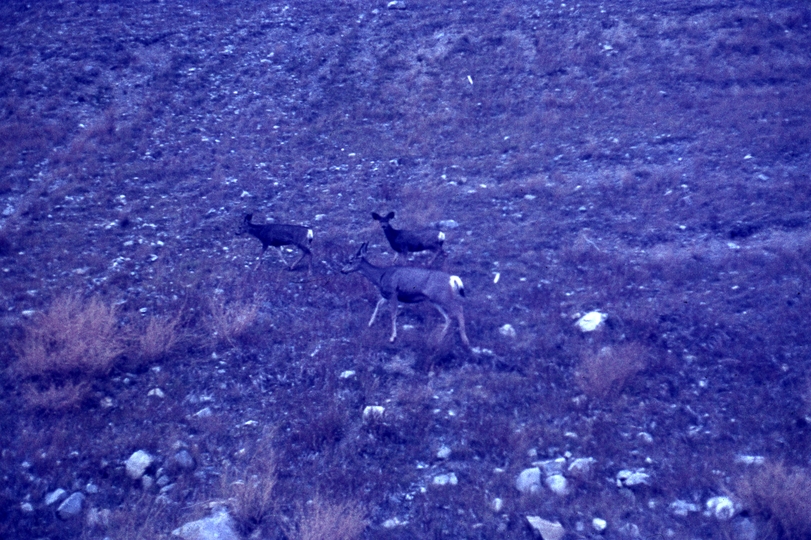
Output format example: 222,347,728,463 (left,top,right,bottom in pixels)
341,242,470,348
372,211,445,263
238,213,313,272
